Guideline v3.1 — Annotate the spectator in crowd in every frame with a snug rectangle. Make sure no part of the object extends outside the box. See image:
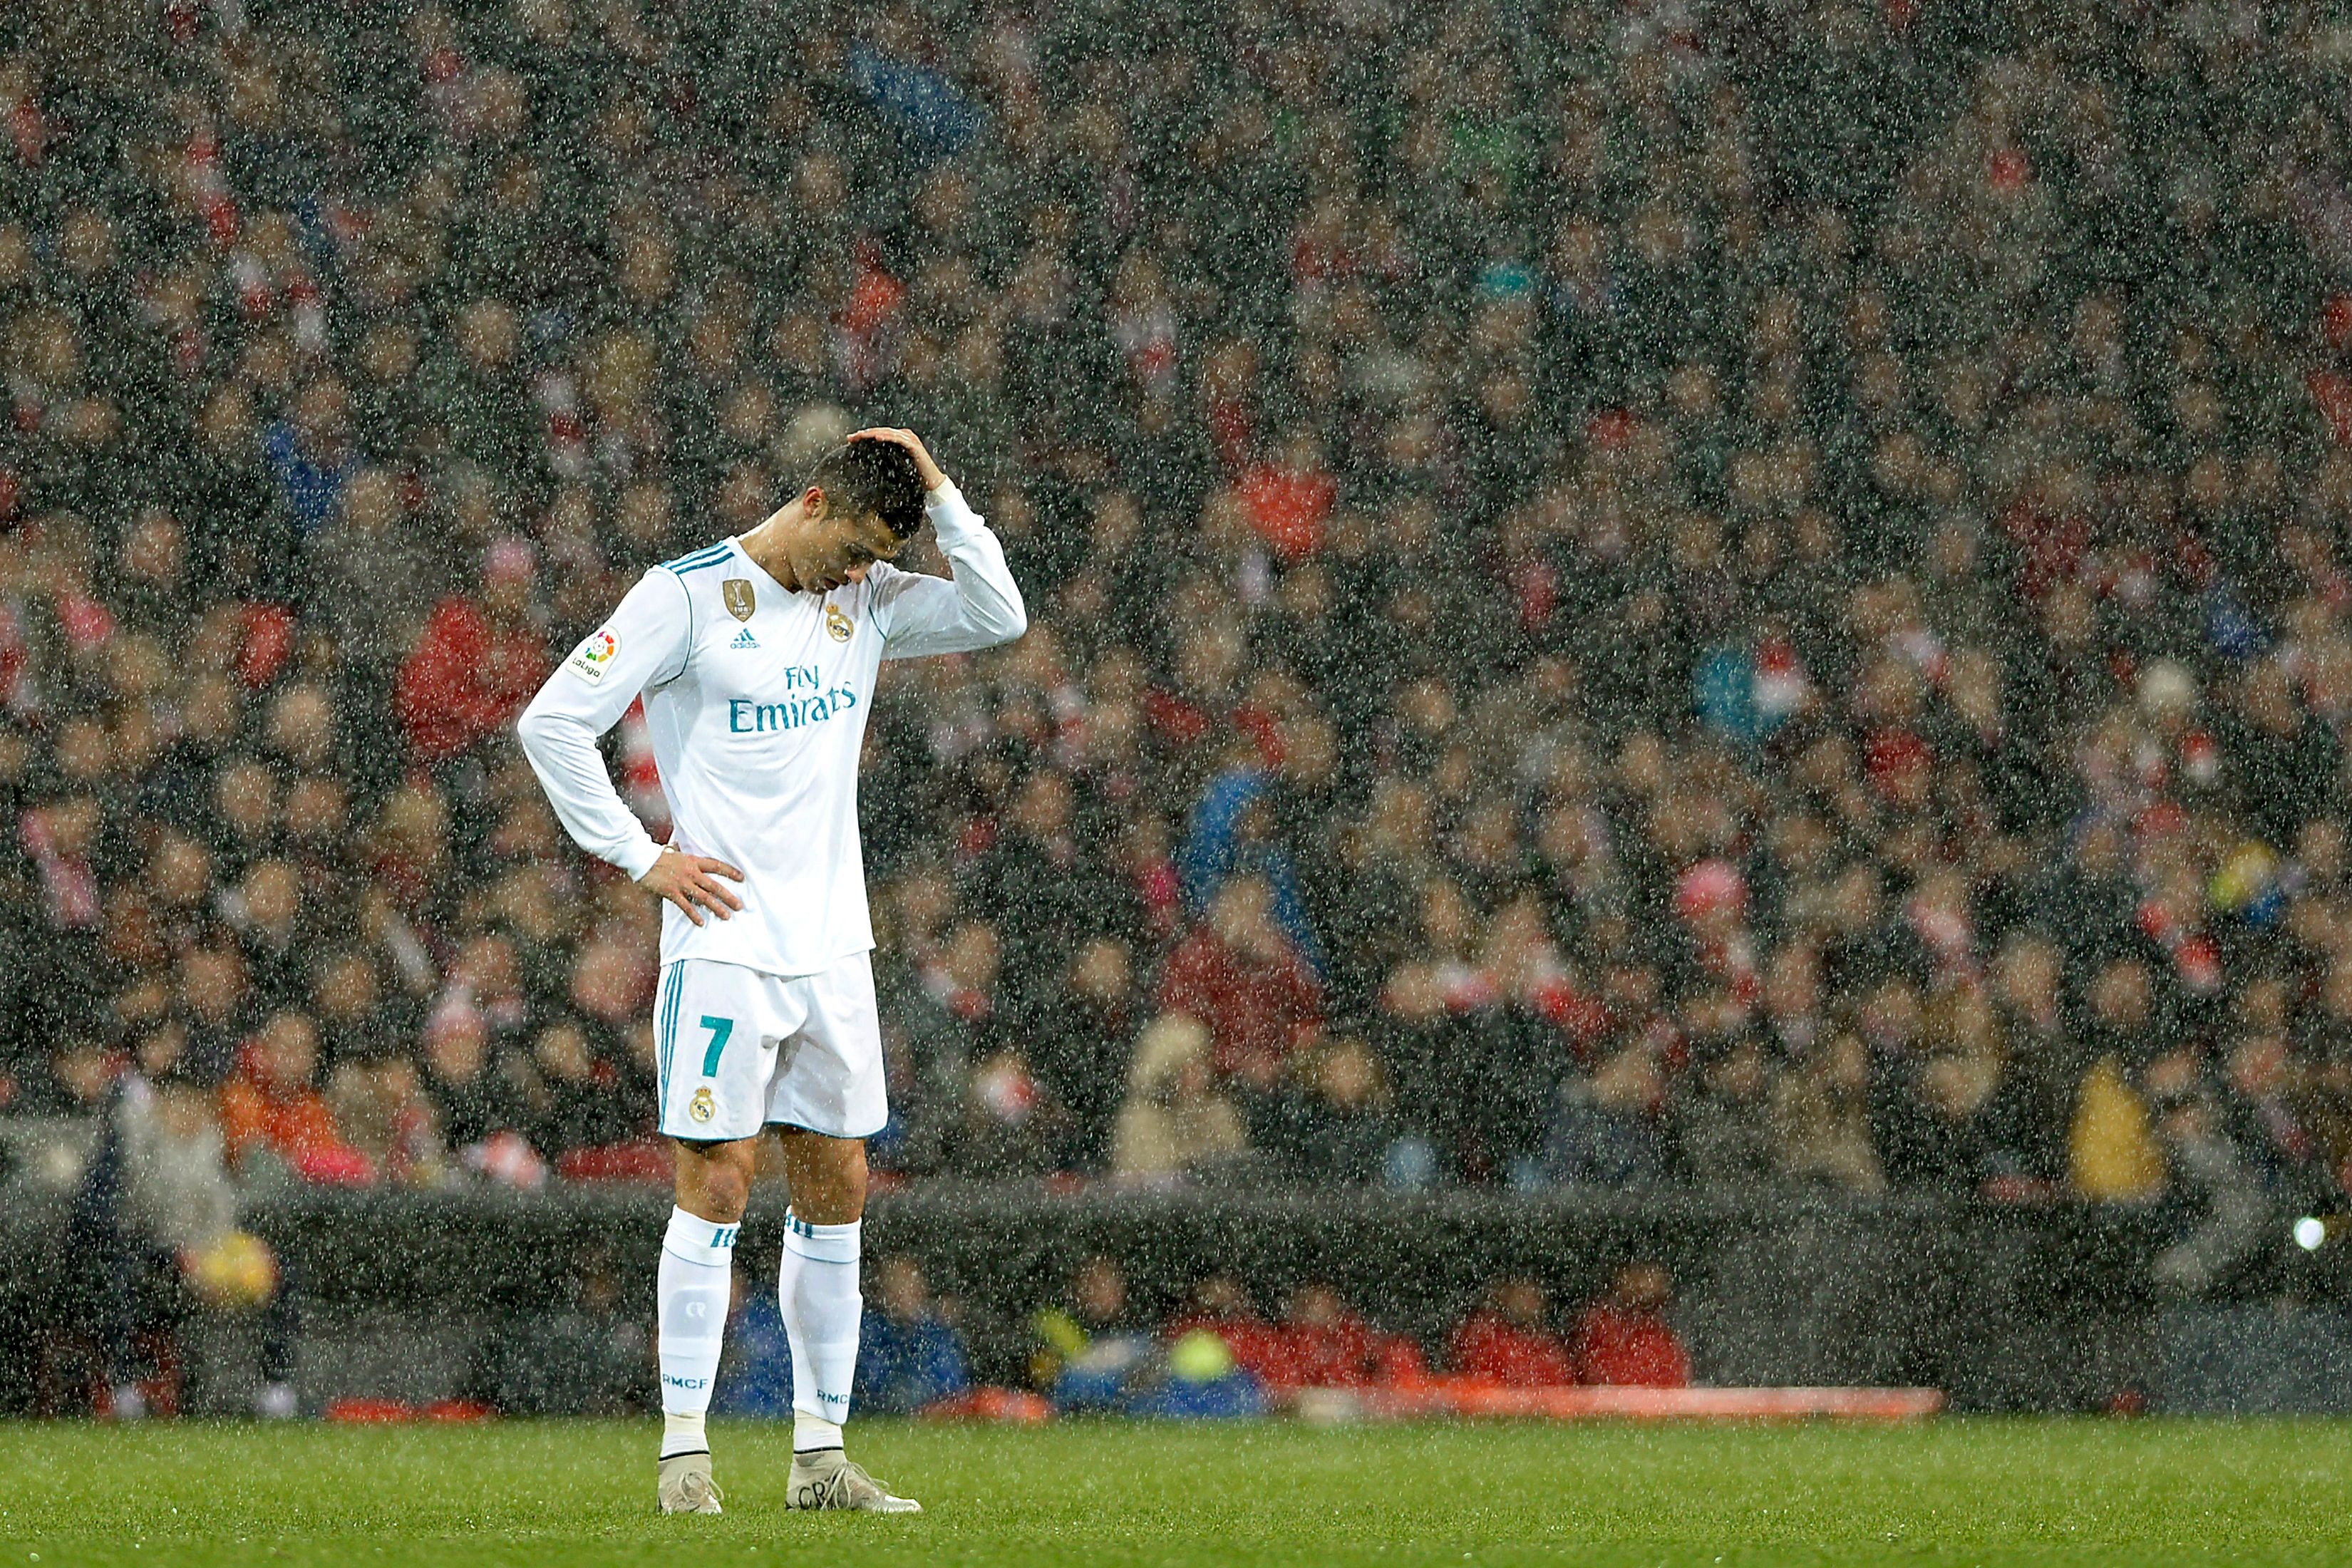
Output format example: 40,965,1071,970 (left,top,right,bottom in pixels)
711,1271,790,1421
857,1257,972,1415
1980,935,2078,1196
309,949,401,1078
1110,1014,1249,1182
1570,1264,1693,1389
1266,1036,1403,1185
324,1051,434,1182
960,1042,1068,1180
393,539,550,768
1448,1277,1578,1388
2145,1046,2271,1296
1030,1255,1156,1411
1234,1281,1428,1394
1547,1036,1669,1187
1030,937,1144,1175
172,945,252,1088
1164,1274,1279,1373
1159,872,1323,1123
967,768,1143,1040
526,1017,634,1162
1674,1004,1779,1185
218,1012,373,1185
67,1065,296,1419
416,999,524,1154
1770,1032,1887,1192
